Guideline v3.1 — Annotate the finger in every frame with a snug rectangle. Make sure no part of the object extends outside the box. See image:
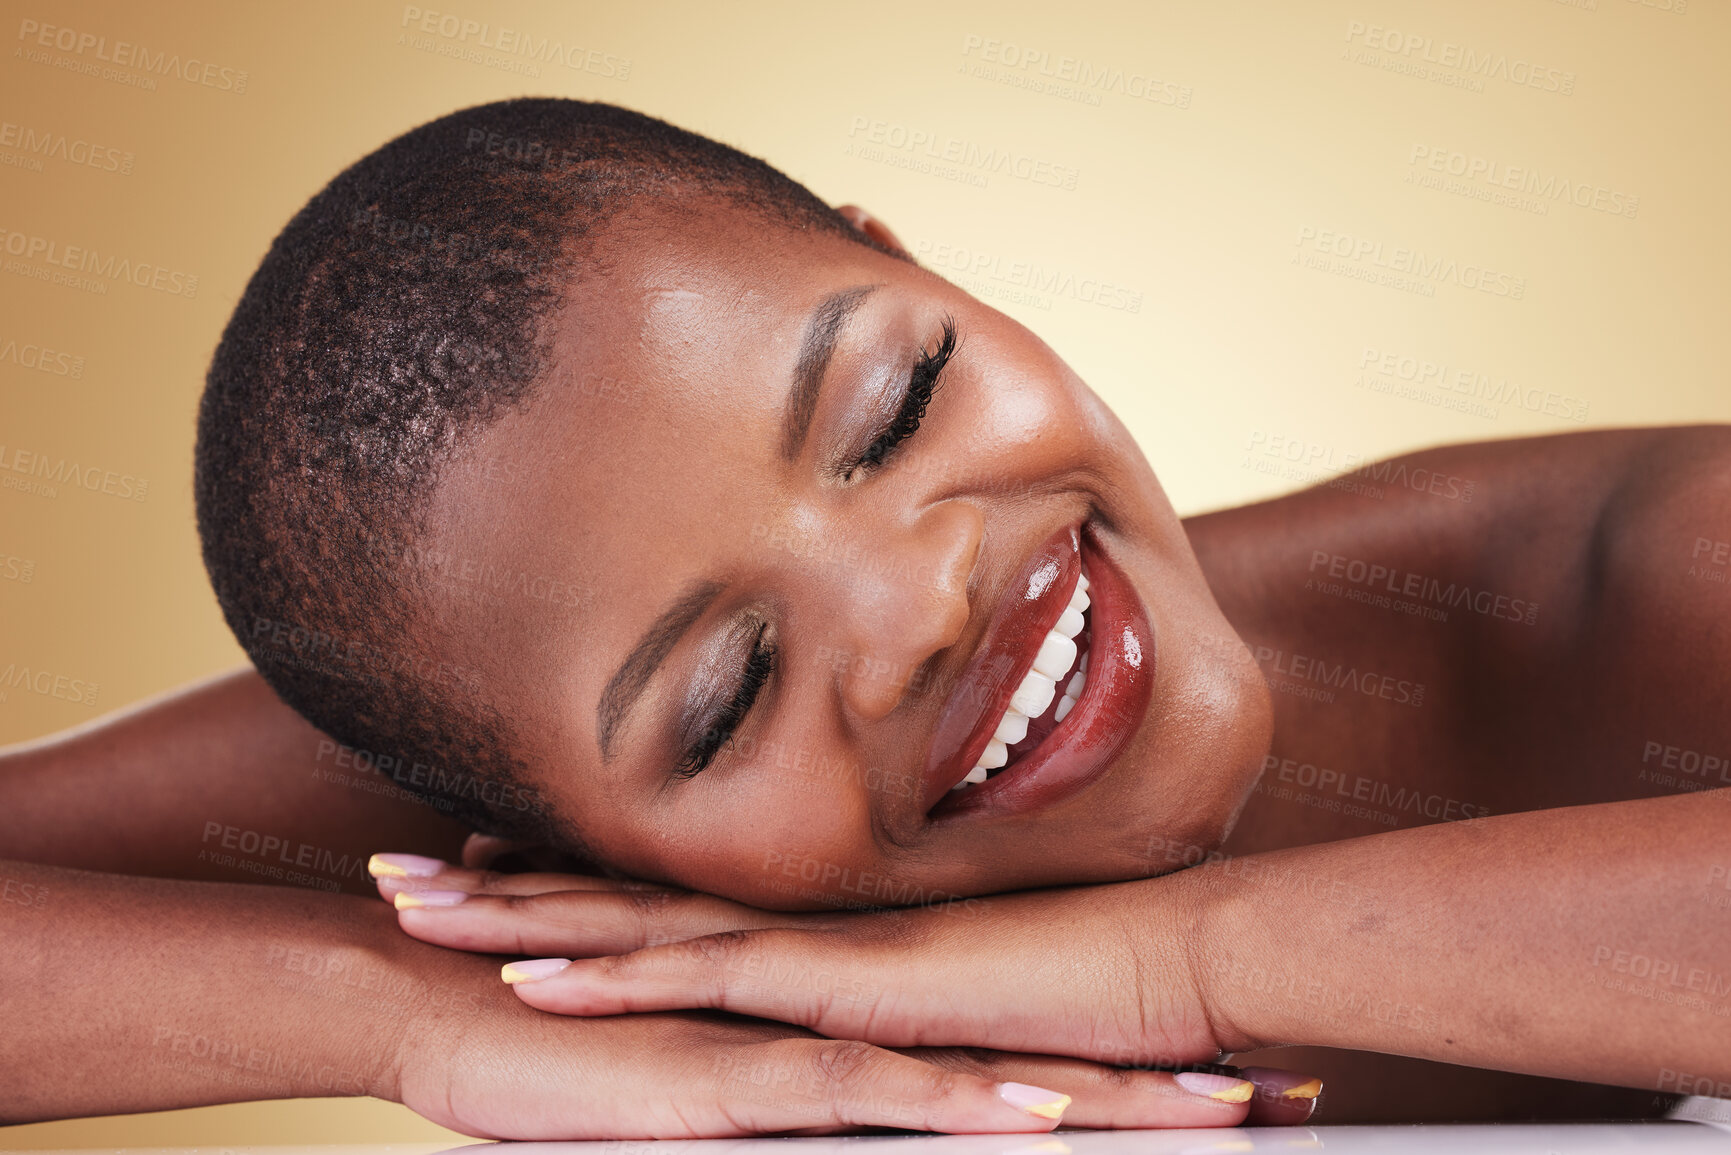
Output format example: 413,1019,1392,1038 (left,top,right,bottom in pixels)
1240,1065,1324,1125
367,852,674,901
393,889,805,956
505,929,896,1044
709,1037,1074,1134
900,1048,1260,1129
